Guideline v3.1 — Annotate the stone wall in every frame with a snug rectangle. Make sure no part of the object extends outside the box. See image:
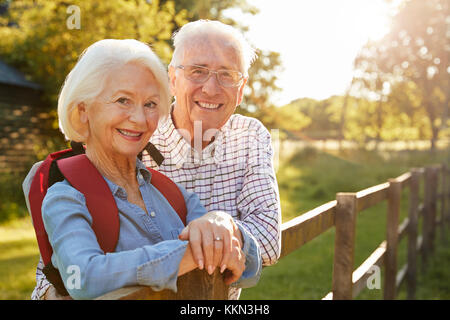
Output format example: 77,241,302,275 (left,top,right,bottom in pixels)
0,101,56,174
